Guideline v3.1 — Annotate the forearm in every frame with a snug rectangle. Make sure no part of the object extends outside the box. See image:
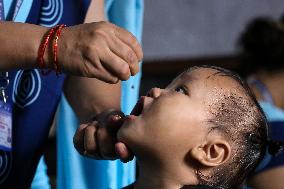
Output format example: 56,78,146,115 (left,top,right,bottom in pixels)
64,0,120,123
0,21,50,70
64,77,121,123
